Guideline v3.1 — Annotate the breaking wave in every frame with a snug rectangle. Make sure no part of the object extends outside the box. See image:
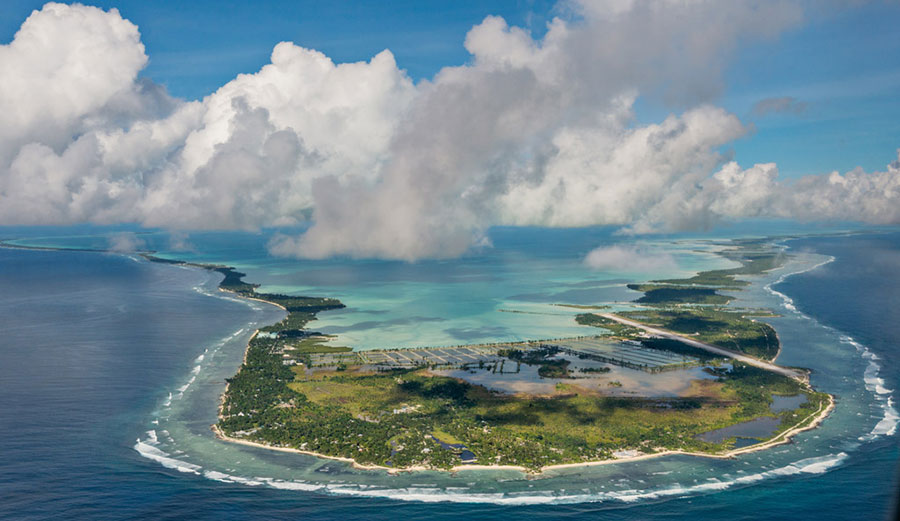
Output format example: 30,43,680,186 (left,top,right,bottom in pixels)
134,423,849,505
765,251,897,441
131,243,895,505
